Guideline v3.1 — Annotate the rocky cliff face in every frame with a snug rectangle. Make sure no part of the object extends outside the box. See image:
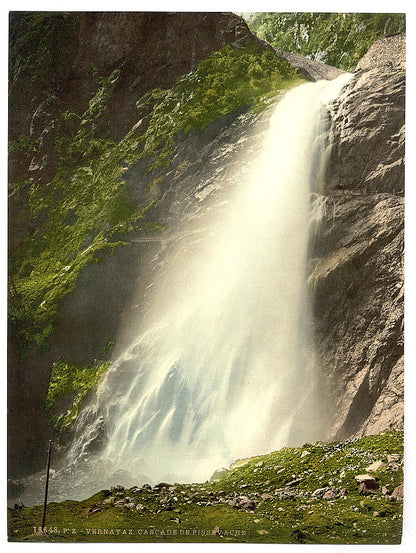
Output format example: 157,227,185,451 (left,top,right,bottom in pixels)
311,35,405,440
8,12,268,256
71,12,269,139
8,12,266,185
